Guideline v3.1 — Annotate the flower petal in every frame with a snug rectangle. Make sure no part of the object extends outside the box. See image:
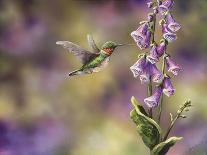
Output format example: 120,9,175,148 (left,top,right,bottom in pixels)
150,64,163,83
166,13,181,32
144,87,163,108
163,32,177,42
131,23,151,50
163,76,175,97
130,56,147,78
147,45,160,64
159,0,174,15
166,57,182,76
